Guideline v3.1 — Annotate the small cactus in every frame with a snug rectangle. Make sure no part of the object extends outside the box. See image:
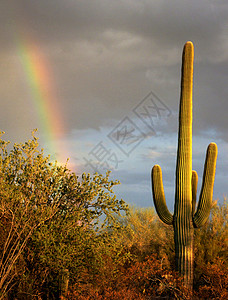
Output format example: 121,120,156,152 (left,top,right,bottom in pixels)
151,41,217,288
